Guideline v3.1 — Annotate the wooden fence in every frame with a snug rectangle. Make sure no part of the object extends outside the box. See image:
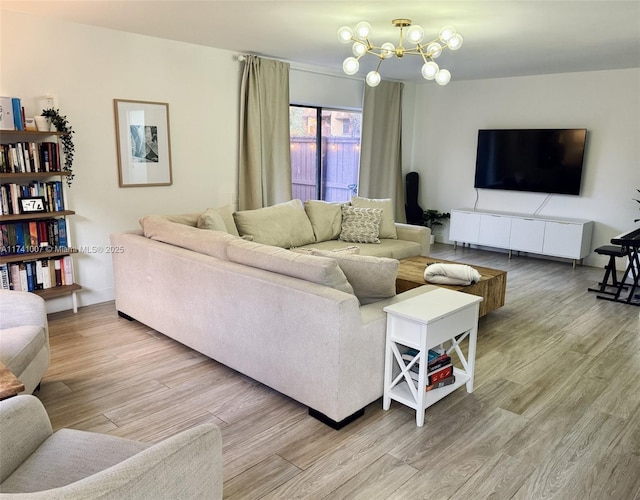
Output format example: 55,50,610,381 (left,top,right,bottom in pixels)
291,136,360,202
